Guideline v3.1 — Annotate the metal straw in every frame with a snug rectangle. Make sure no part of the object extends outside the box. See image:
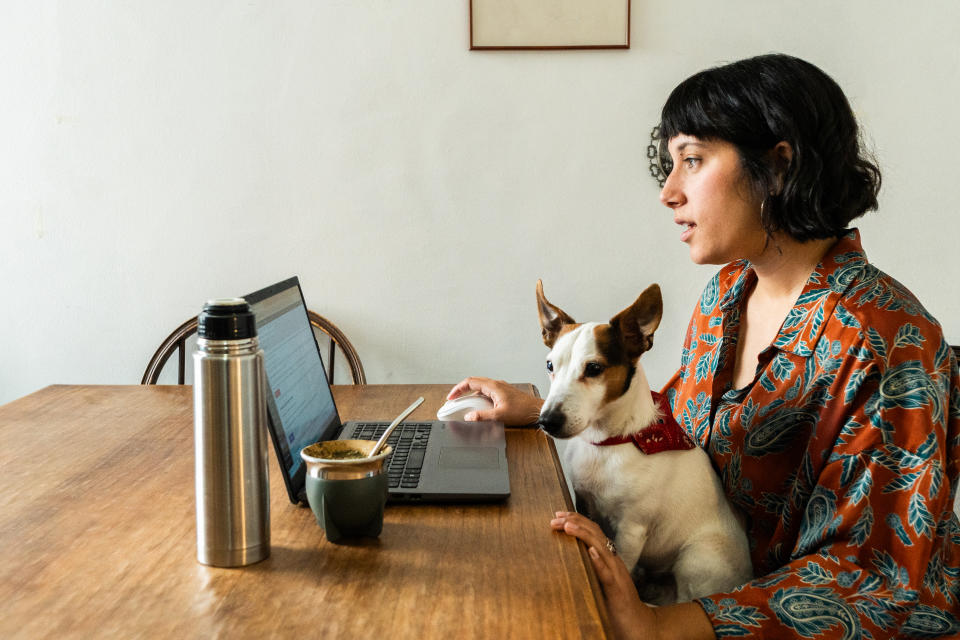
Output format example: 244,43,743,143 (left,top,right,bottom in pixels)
369,397,425,457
